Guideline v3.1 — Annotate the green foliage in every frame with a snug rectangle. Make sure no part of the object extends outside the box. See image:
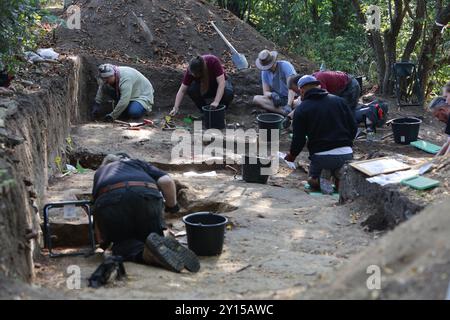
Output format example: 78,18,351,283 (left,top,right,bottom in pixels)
0,0,44,72
210,0,449,93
